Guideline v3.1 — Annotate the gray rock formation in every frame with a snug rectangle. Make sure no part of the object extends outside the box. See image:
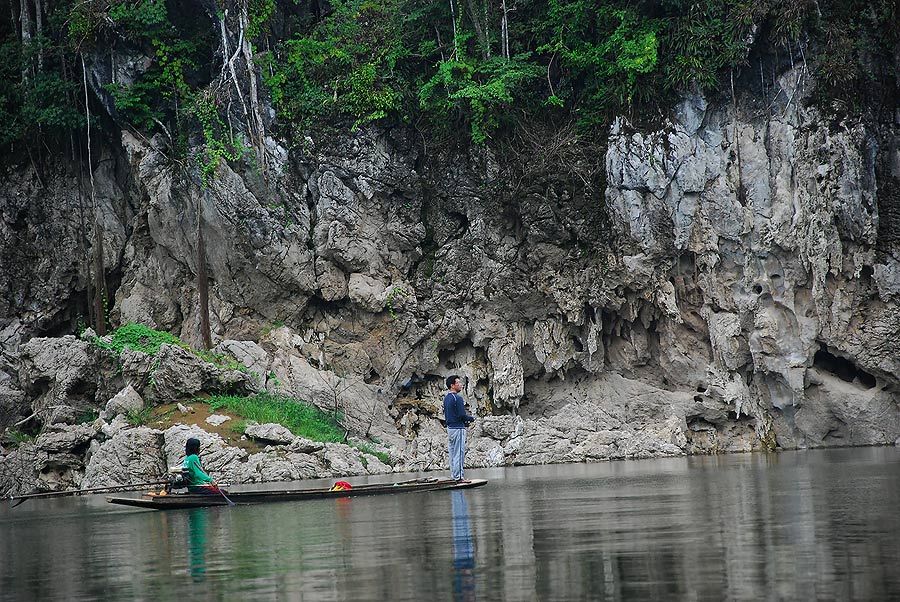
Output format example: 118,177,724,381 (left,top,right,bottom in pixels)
101,385,144,421
149,344,255,403
245,422,295,445
81,427,166,488
2,38,900,495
